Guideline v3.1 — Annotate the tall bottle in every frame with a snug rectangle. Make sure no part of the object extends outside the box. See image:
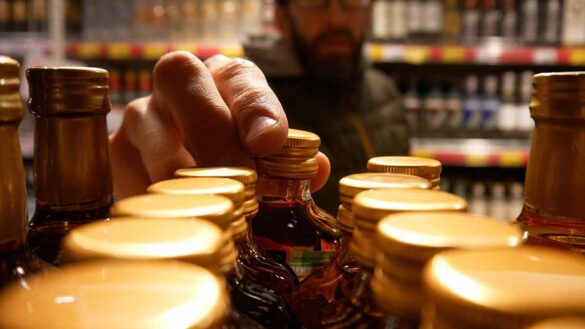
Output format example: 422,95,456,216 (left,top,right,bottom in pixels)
174,167,298,299
0,260,229,329
111,193,298,328
372,212,524,329
516,72,585,253
291,173,432,328
252,129,339,282
316,189,467,327
26,66,113,265
0,56,50,288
